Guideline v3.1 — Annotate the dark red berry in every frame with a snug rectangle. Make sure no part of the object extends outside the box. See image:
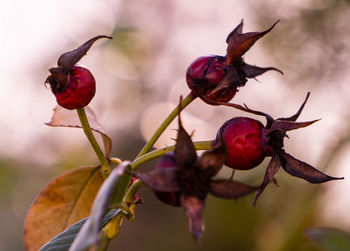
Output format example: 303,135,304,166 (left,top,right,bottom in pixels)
216,117,270,170
52,65,96,110
154,153,181,207
132,106,257,242
215,93,343,205
45,35,112,110
186,55,237,103
186,20,282,105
